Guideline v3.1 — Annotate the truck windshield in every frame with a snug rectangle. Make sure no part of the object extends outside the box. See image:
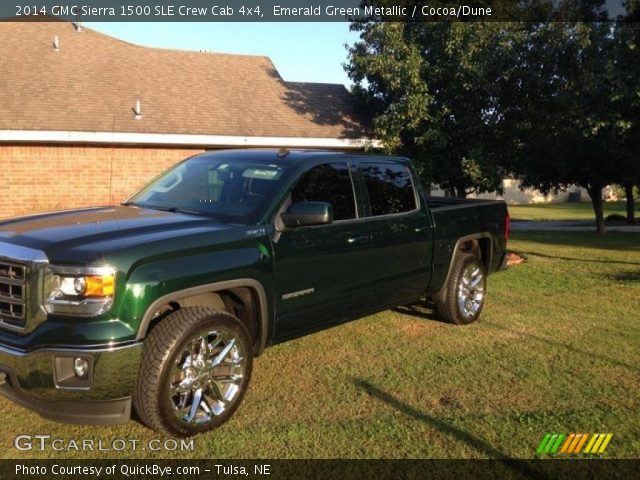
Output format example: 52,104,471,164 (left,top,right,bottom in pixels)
126,157,287,223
